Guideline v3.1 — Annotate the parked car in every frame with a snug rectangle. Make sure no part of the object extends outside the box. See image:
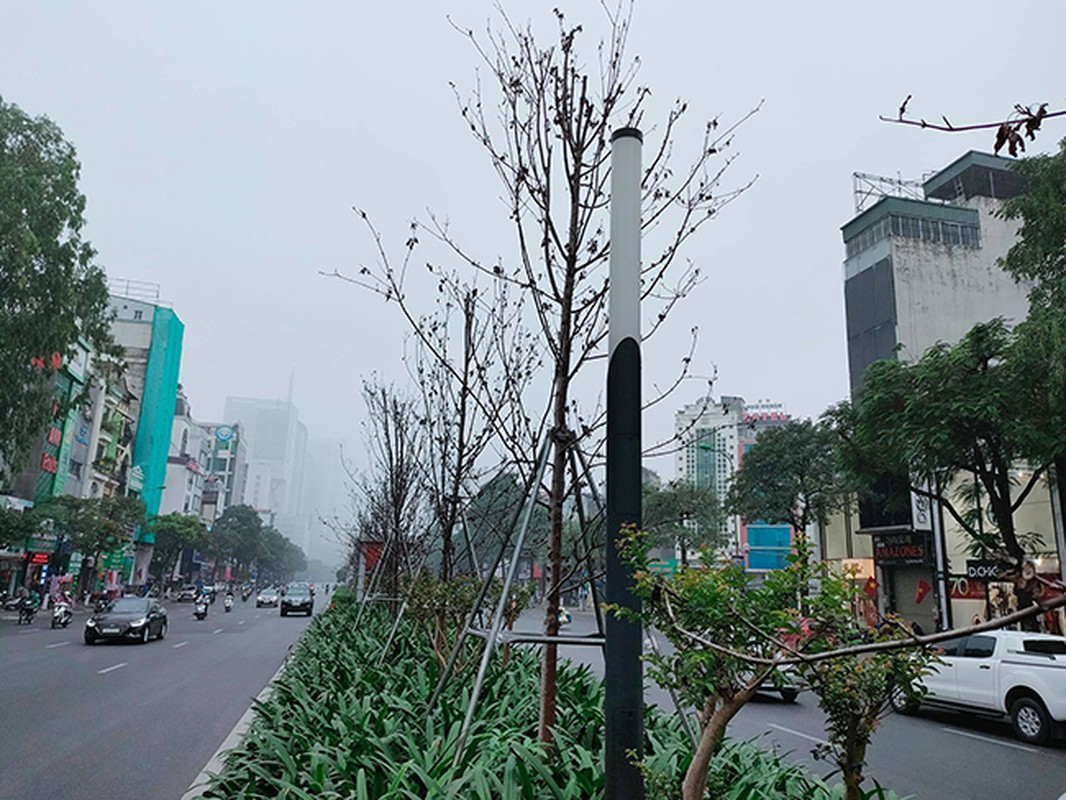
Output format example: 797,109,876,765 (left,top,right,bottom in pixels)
177,584,200,602
280,584,313,617
256,587,280,608
892,629,1066,744
85,597,168,645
